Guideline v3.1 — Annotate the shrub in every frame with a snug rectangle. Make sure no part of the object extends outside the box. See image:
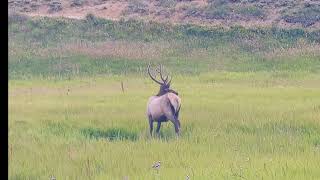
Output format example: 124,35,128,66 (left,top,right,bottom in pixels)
283,6,320,27
70,0,86,7
85,13,100,25
124,1,148,15
8,12,29,24
48,1,62,13
202,4,231,20
208,0,230,6
184,6,202,18
236,6,266,19
155,0,177,8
